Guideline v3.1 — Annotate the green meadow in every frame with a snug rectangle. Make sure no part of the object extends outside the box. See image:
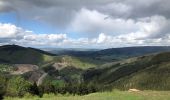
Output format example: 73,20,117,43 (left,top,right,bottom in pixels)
5,90,170,100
